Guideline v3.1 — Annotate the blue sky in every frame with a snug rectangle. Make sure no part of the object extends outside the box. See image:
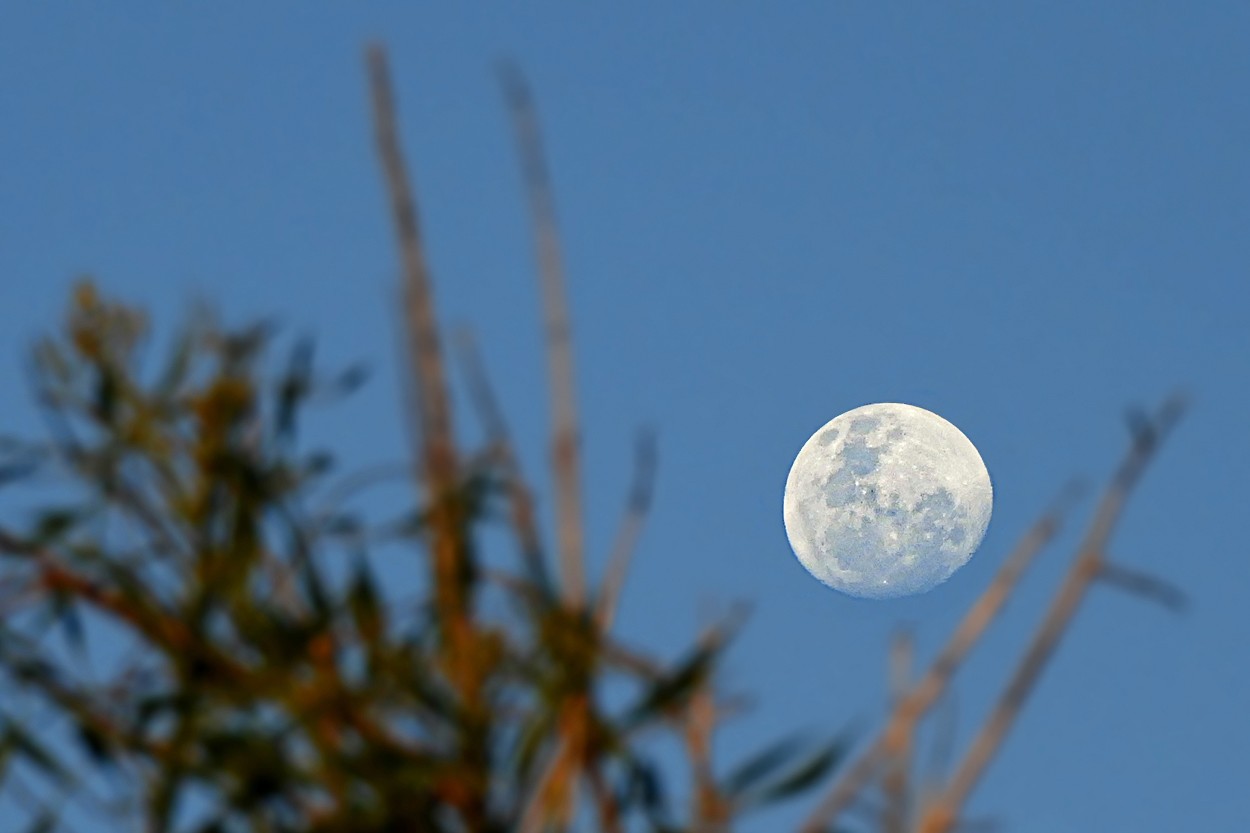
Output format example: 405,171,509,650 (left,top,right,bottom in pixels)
2,4,1247,831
